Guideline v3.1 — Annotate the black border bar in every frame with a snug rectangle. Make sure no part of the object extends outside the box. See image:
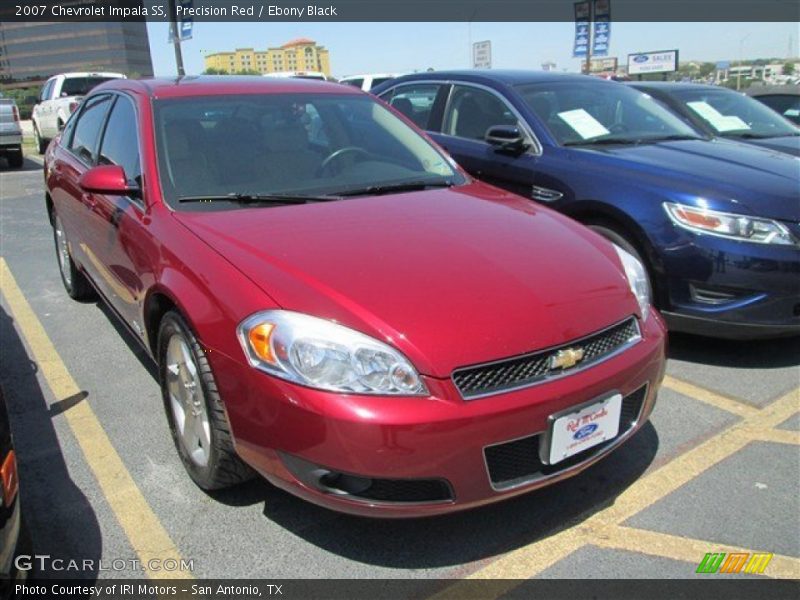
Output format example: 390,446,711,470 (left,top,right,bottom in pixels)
12,578,800,599
2,0,800,22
